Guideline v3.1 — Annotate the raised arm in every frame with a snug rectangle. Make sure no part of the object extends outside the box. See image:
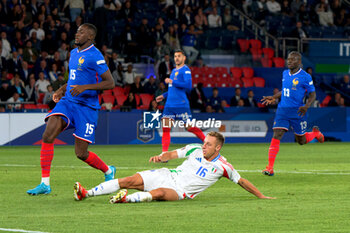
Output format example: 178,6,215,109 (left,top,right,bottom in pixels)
238,178,275,199
149,150,179,163
261,91,282,105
